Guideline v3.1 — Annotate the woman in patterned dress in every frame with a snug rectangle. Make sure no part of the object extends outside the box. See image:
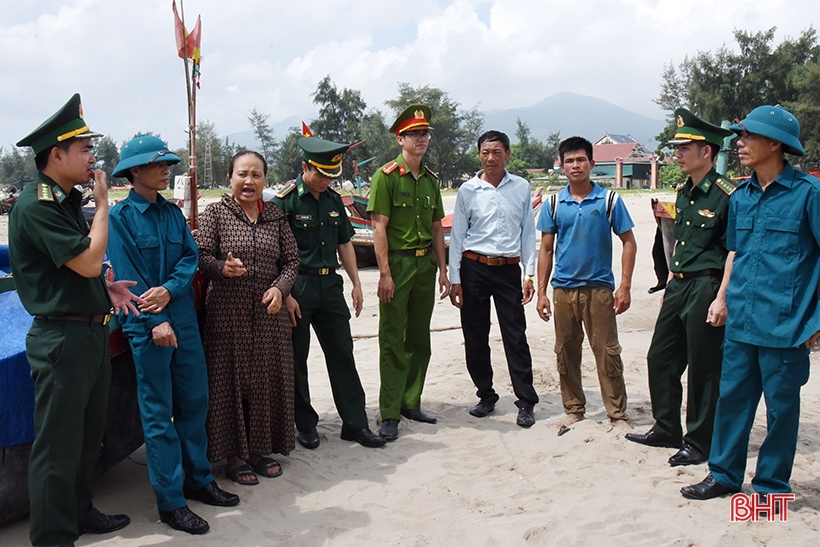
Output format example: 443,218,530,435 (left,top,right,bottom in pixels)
196,151,299,485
